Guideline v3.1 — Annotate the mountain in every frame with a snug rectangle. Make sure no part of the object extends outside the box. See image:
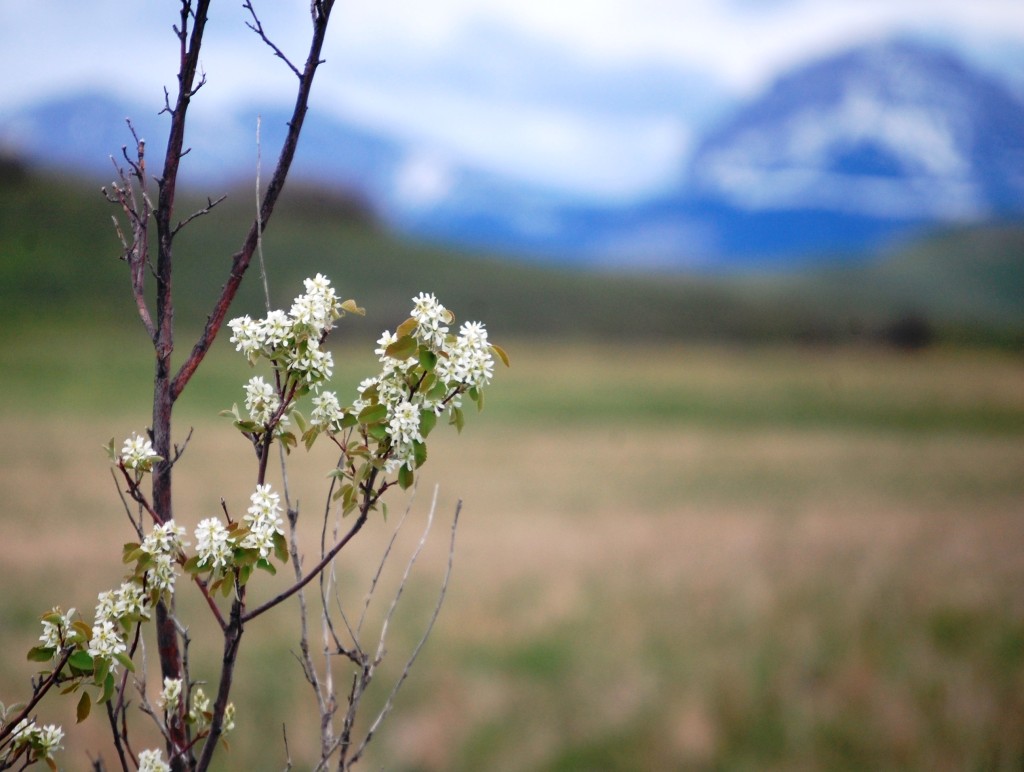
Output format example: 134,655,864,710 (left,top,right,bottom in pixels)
3,37,1024,270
